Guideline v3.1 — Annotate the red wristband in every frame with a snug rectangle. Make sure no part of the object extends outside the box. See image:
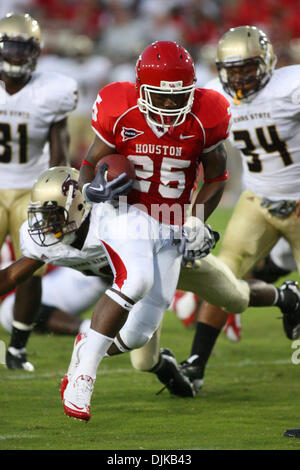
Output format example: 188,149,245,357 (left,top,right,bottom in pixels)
81,159,95,169
204,170,229,184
